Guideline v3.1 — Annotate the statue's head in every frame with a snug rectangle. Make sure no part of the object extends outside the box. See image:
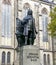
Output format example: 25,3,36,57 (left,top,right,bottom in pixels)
27,9,33,16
